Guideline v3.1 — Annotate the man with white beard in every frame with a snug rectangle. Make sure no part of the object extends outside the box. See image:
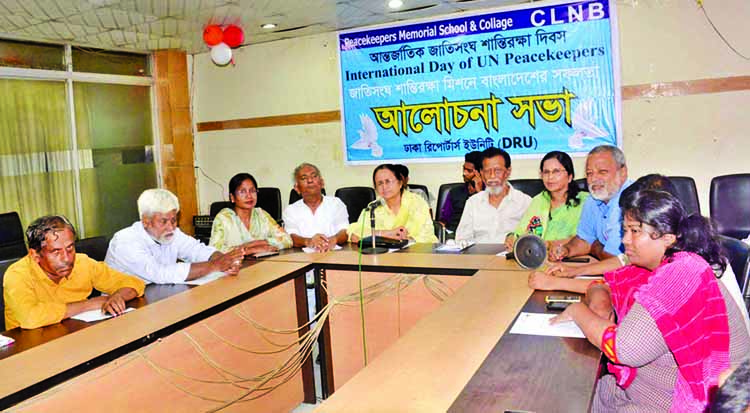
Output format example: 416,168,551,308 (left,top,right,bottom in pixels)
106,188,244,284
550,145,632,261
455,147,532,243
